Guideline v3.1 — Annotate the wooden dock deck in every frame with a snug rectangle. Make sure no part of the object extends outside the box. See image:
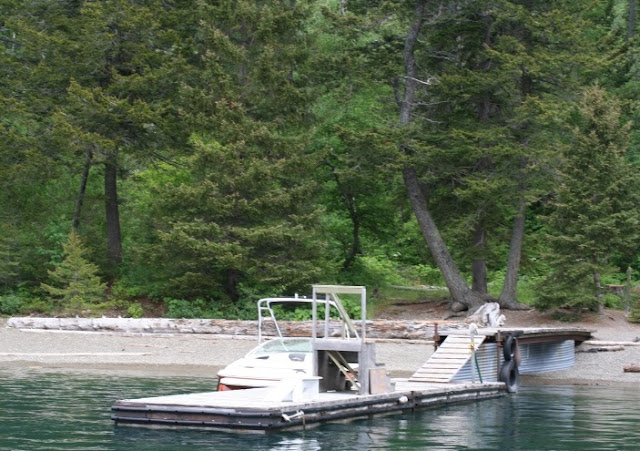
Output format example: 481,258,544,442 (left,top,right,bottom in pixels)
111,381,506,433
438,326,593,344
111,324,592,433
